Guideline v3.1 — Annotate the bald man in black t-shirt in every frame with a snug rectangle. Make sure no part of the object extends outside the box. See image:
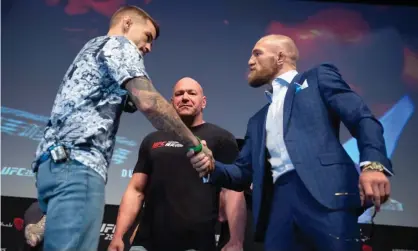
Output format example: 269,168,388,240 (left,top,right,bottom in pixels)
109,78,247,251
